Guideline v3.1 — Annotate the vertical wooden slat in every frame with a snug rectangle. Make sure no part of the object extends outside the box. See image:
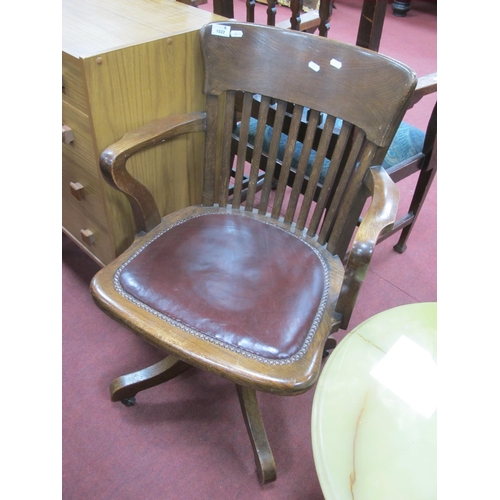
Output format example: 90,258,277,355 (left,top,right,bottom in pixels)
245,95,271,211
202,94,219,206
270,104,303,219
232,92,254,209
318,128,365,244
284,109,320,224
307,121,352,237
267,0,277,26
218,91,236,208
258,100,287,215
296,114,336,231
213,0,234,18
318,0,333,37
356,0,387,52
289,0,303,31
246,0,255,22
326,143,377,257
